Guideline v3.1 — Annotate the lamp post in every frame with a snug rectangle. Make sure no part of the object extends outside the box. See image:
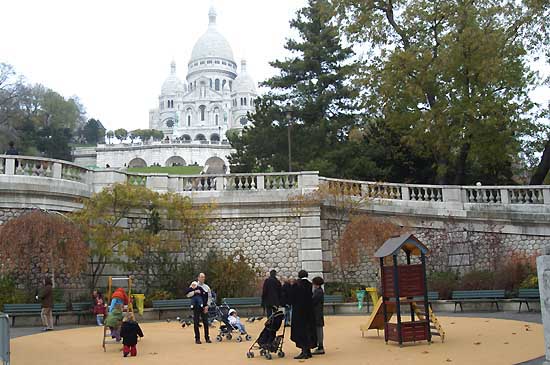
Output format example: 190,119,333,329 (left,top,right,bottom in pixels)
284,103,293,172
218,126,221,144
